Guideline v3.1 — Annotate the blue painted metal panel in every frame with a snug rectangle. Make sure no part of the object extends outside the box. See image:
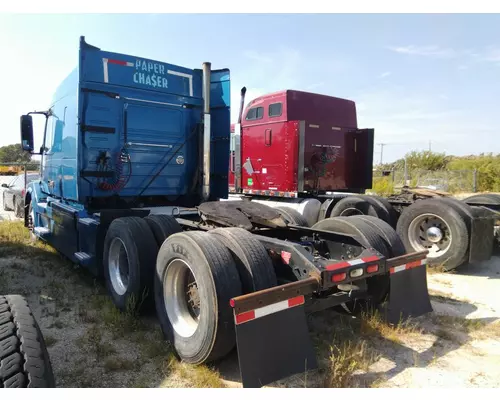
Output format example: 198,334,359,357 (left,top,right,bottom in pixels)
74,37,210,204
80,37,202,99
209,69,231,200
